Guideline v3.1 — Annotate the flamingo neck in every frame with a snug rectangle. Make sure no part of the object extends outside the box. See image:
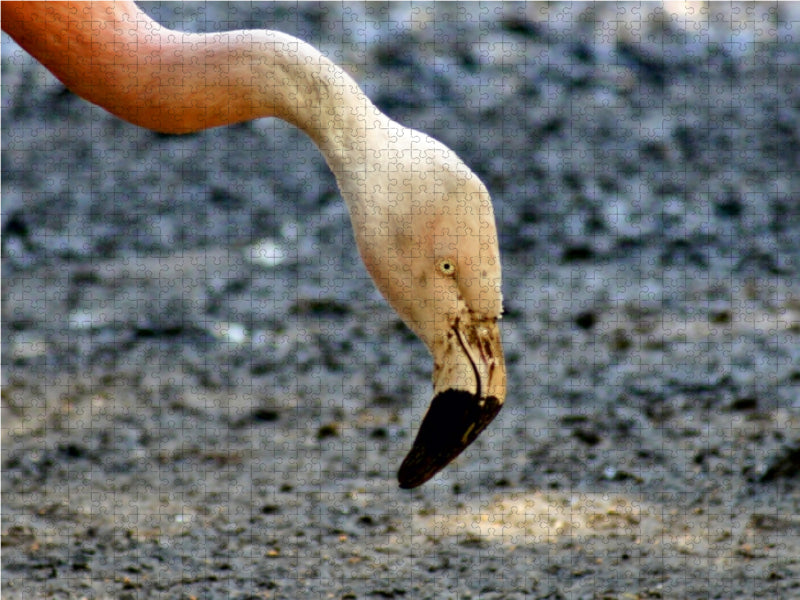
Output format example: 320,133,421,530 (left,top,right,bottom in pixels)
174,29,391,184
3,2,390,213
